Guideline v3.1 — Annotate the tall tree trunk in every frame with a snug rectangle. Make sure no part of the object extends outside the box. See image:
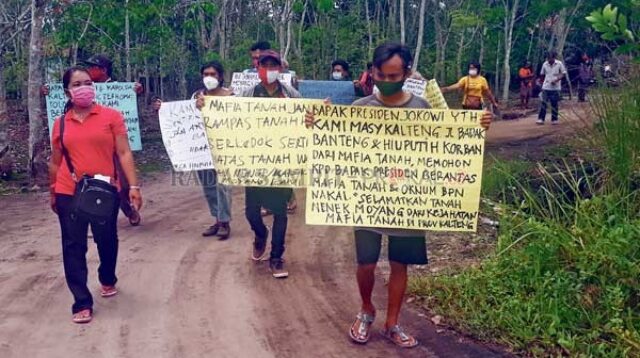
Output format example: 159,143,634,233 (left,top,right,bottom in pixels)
125,0,131,81
27,0,47,183
399,0,406,44
501,0,520,103
295,0,307,72
0,52,6,121
365,0,373,58
0,50,10,177
413,0,427,68
495,36,501,93
284,10,292,61
479,26,486,65
218,0,227,60
198,5,208,50
455,32,465,79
